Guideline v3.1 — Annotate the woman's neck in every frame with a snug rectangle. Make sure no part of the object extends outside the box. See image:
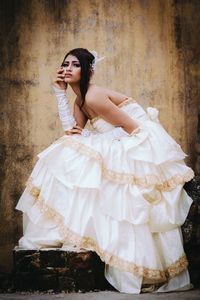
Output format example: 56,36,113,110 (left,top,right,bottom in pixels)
69,82,81,98
69,82,94,98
